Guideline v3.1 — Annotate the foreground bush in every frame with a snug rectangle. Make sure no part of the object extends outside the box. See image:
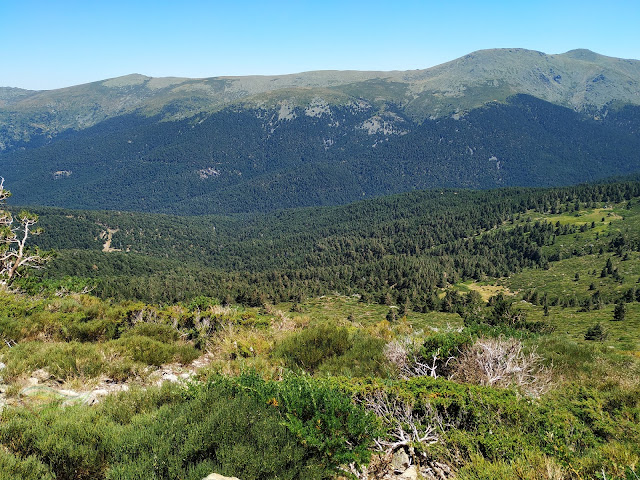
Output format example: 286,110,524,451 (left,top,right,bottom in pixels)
0,373,379,479
0,450,55,480
213,372,380,469
274,324,388,377
106,382,325,480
